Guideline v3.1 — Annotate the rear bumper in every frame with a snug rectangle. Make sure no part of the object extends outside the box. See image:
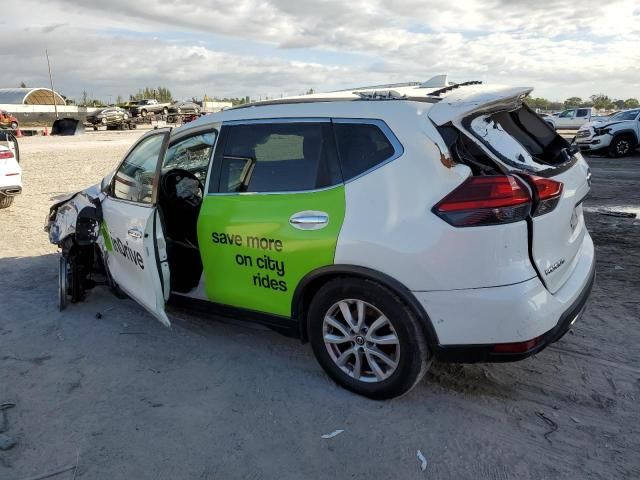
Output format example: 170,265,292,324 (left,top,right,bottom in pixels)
434,261,595,363
413,233,595,362
0,185,22,196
